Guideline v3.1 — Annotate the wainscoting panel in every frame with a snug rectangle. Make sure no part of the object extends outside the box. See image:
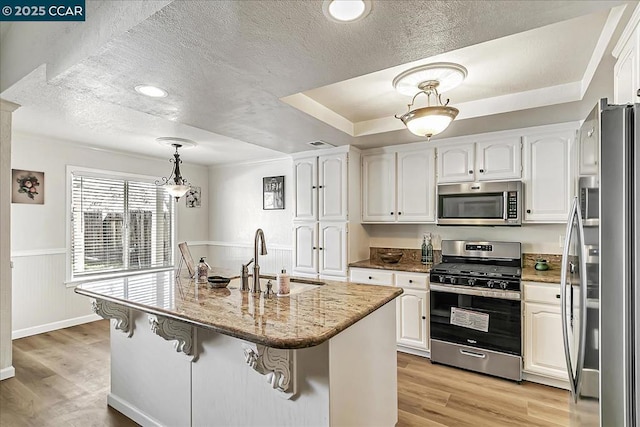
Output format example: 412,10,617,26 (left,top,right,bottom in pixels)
203,242,293,276
11,251,99,339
